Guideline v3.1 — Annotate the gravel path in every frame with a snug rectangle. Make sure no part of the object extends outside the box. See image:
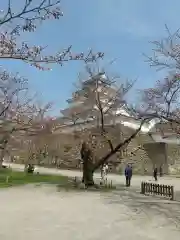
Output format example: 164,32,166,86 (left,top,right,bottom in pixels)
0,185,180,240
